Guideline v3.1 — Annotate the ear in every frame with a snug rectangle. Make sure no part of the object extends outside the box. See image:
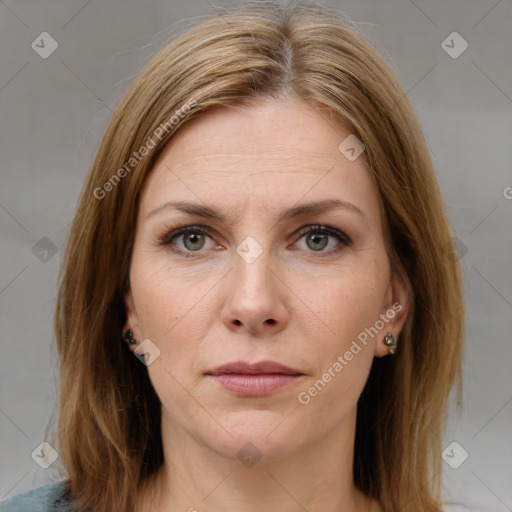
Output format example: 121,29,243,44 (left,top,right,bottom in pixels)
374,266,411,358
123,289,141,352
